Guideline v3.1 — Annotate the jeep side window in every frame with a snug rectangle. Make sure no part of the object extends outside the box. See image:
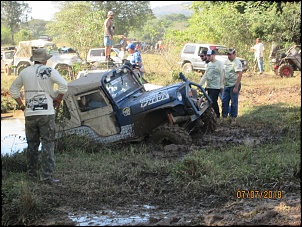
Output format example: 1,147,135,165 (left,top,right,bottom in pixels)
183,45,195,54
199,47,207,55
77,91,107,112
